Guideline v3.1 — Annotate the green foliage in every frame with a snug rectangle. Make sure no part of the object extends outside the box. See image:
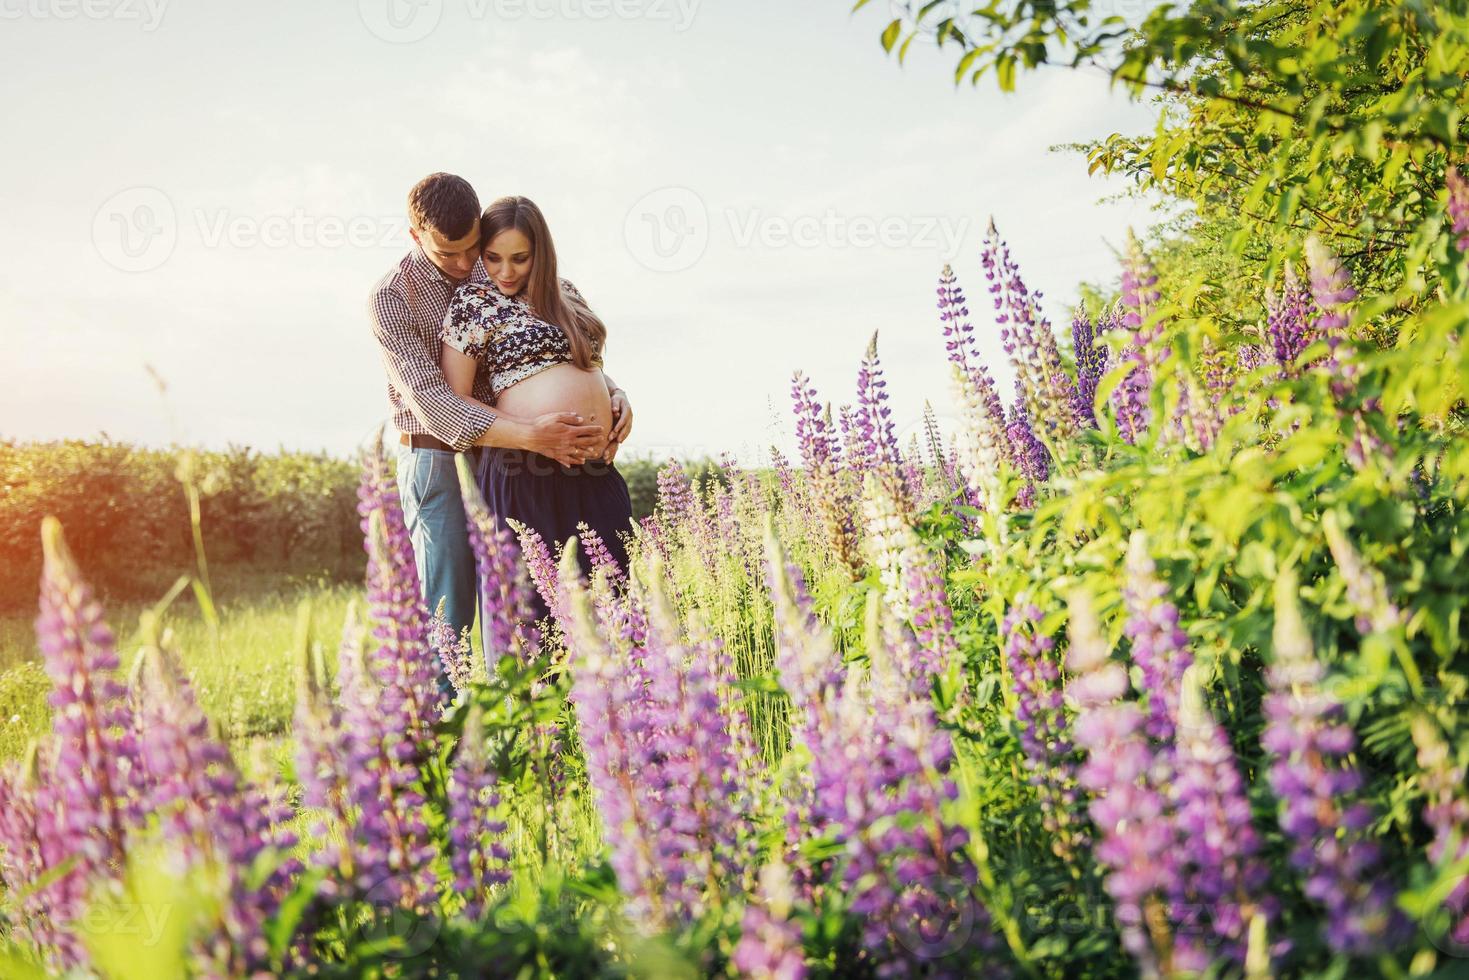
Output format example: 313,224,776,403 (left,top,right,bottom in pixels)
0,440,363,611
871,0,1469,303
